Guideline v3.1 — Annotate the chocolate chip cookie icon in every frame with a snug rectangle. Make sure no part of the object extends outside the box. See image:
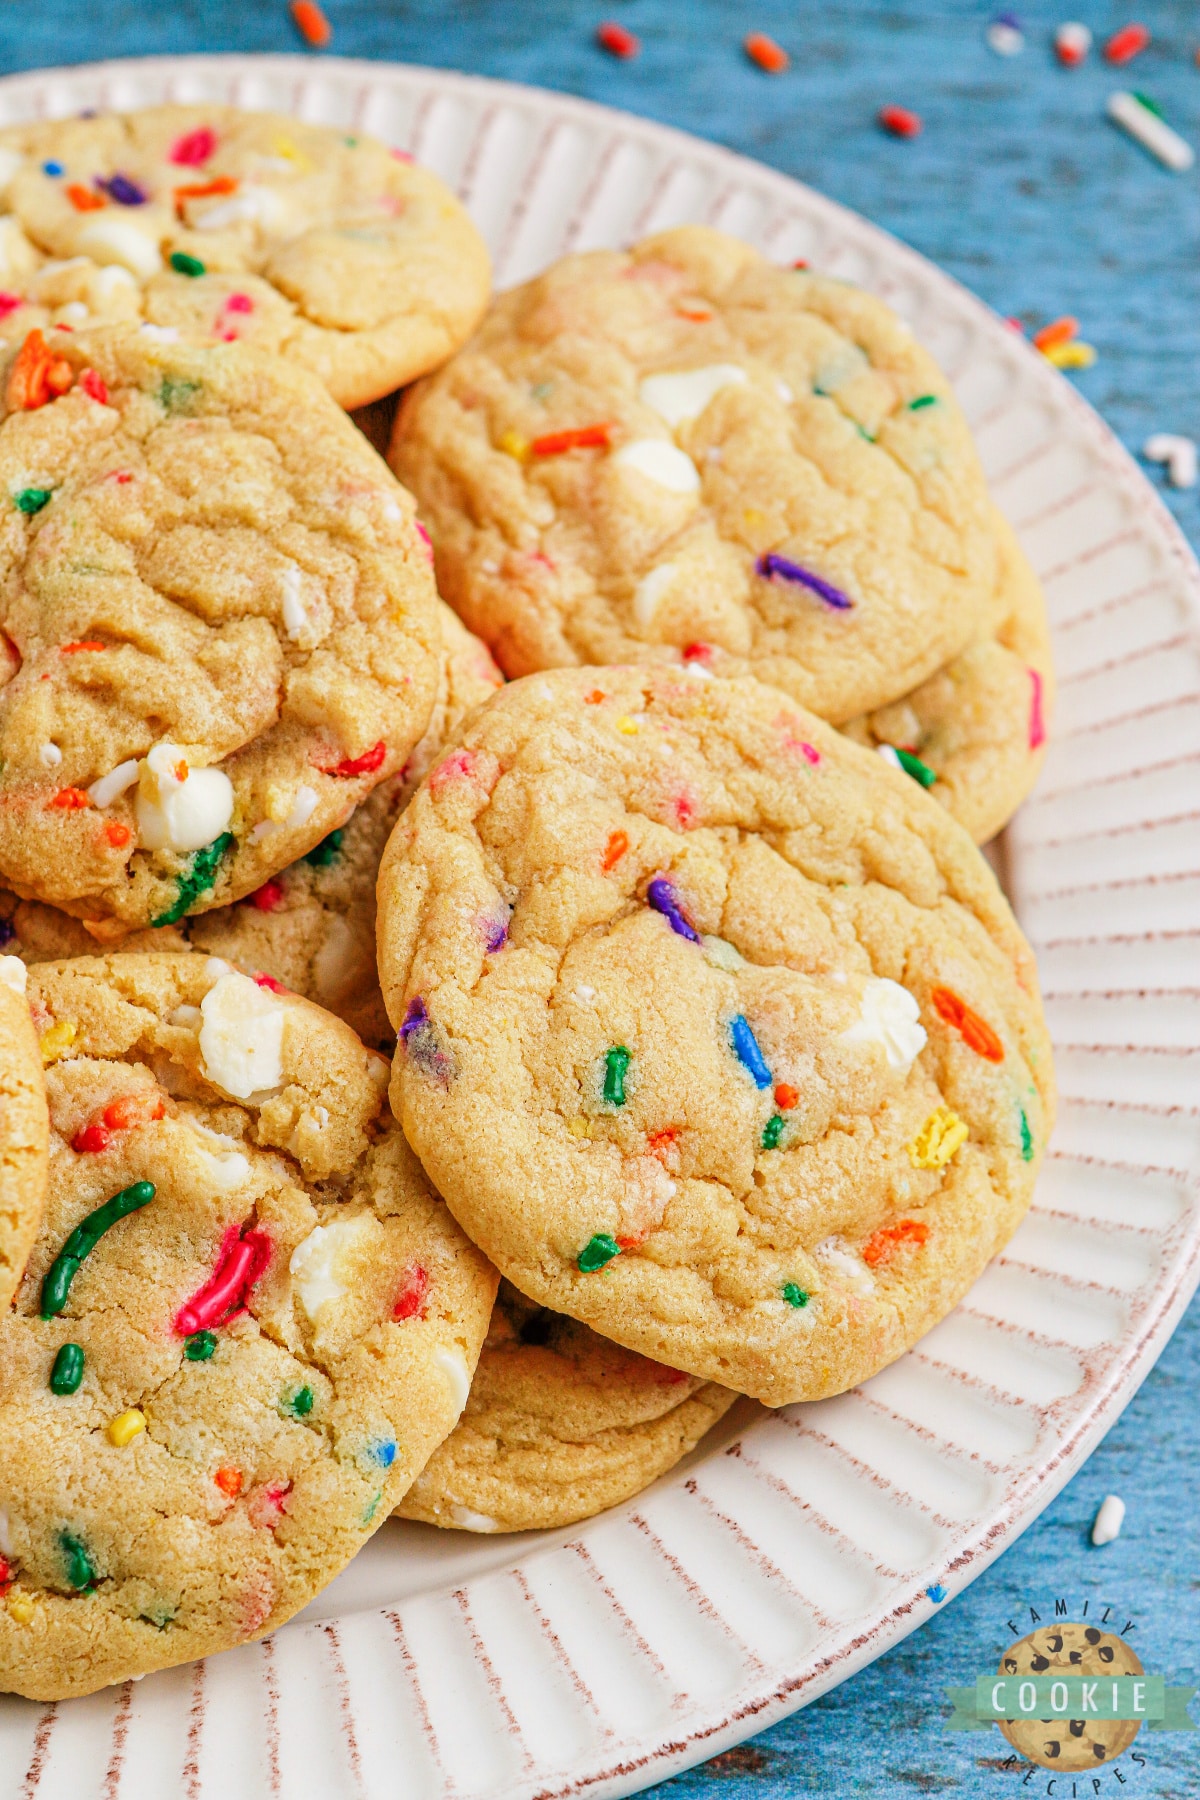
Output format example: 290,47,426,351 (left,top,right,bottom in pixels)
998,1624,1144,1771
